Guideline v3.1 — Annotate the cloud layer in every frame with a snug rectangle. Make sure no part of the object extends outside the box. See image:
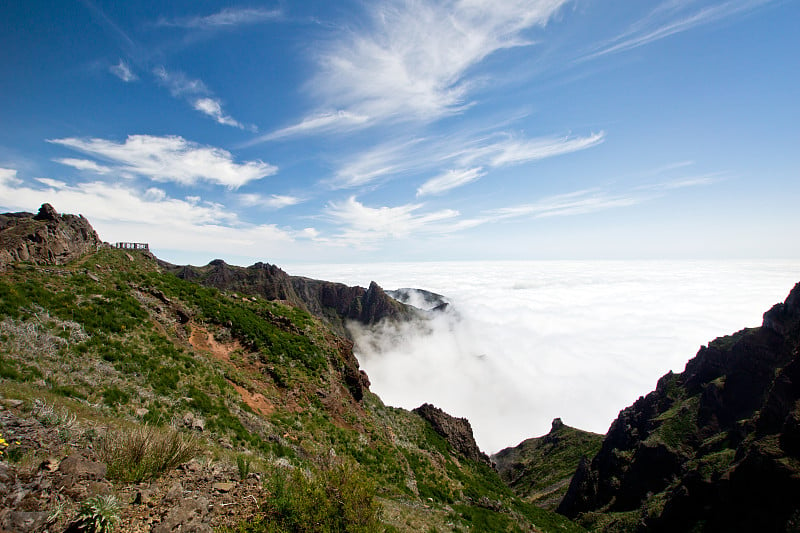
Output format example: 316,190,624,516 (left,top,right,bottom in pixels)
293,260,800,453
